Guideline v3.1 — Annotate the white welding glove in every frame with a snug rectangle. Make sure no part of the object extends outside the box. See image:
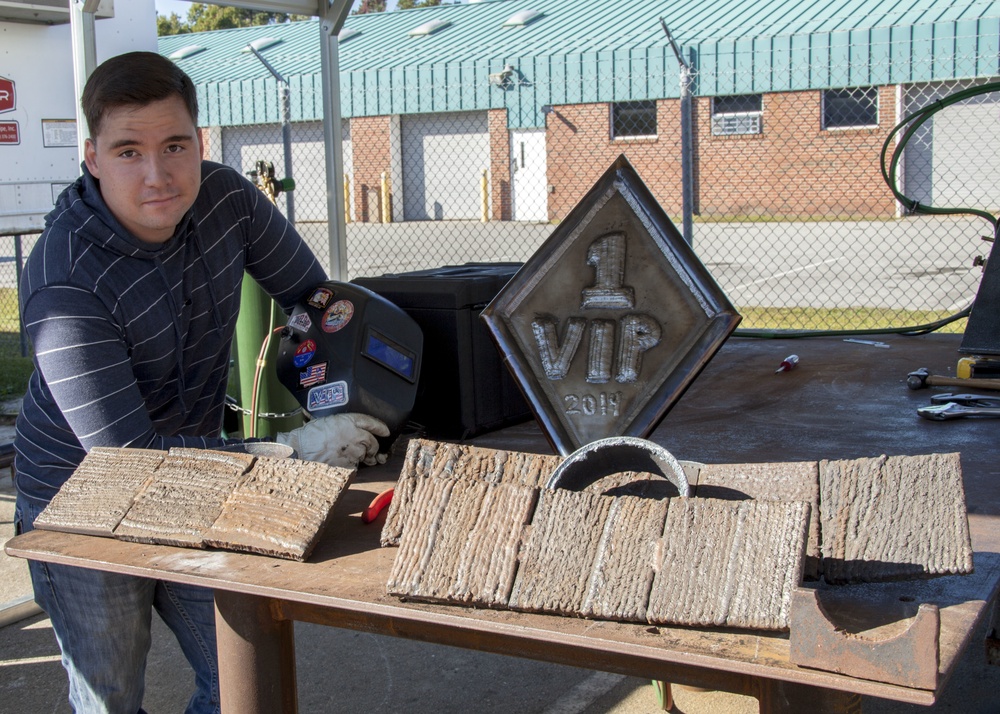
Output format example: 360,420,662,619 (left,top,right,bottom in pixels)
276,413,390,469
